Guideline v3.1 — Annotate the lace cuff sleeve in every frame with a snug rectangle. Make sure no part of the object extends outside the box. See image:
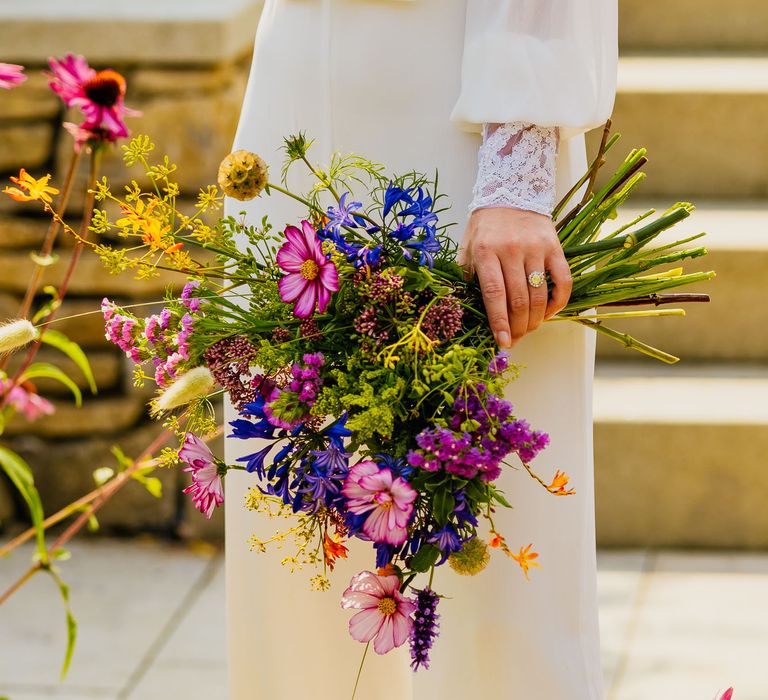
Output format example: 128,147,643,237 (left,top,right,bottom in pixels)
468,122,559,218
